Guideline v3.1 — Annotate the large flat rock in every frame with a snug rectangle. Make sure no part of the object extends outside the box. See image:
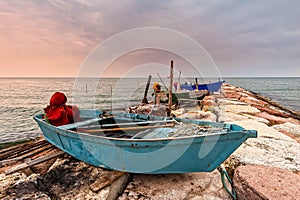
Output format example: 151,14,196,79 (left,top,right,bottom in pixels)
228,120,300,171
234,165,300,200
119,170,231,200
